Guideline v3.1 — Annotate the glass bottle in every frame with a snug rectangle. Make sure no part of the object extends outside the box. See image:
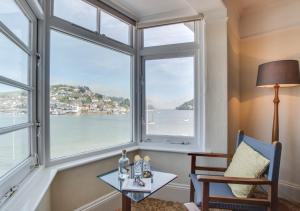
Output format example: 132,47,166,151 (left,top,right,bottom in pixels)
133,155,143,178
142,155,152,178
118,150,129,180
